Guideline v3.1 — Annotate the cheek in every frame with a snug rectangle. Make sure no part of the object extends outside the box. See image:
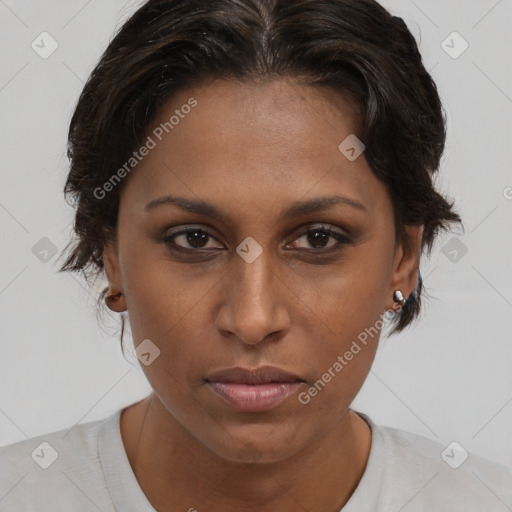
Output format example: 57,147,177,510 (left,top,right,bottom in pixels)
293,278,383,417
287,249,391,331
121,245,209,334
286,256,390,396
120,250,221,390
